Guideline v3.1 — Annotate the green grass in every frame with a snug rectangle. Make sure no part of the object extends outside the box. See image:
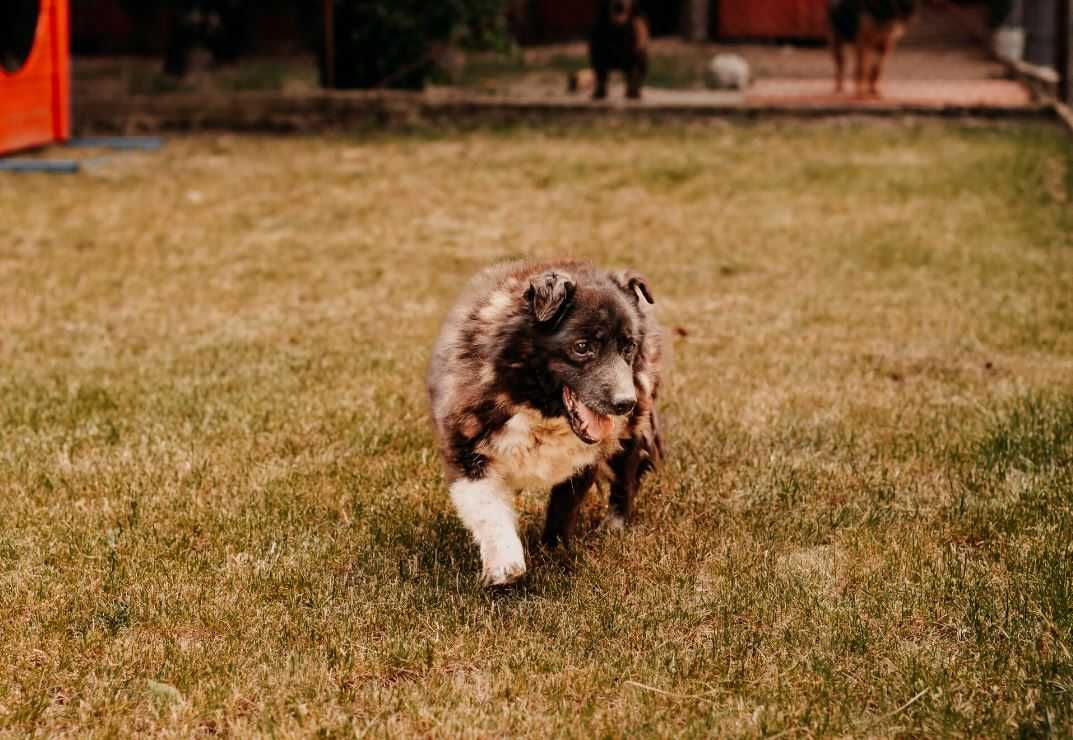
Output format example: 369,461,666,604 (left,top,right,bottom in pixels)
221,61,307,92
452,49,706,92
645,54,708,89
1,120,1072,736
78,58,318,97
445,50,530,88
